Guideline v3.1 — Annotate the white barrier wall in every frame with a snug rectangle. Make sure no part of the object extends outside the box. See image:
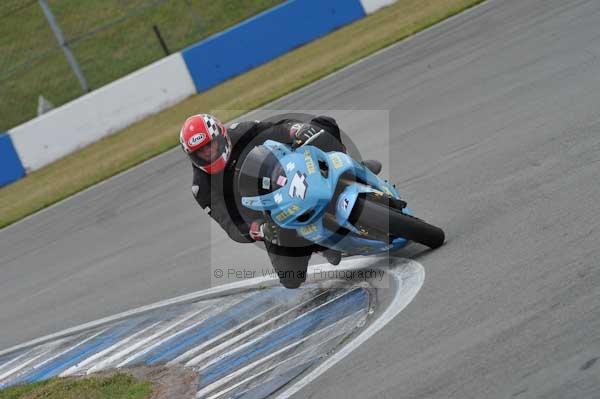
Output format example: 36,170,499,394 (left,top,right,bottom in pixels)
6,0,399,177
10,53,195,171
360,0,397,14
